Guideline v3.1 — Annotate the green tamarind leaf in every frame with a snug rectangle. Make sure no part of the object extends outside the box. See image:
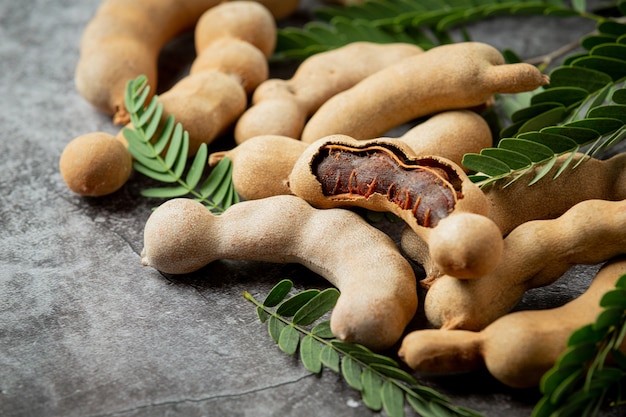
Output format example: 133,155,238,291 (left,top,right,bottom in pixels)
256,306,269,323
617,274,626,289
140,185,190,199
320,343,340,372
361,368,383,411
588,104,626,123
540,366,579,395
591,43,626,60
599,288,626,308
528,157,558,185
462,153,511,176
530,395,557,417
498,138,554,162
341,356,363,390
268,315,285,343
571,55,626,81
511,102,564,123
572,0,586,12
278,325,300,355
381,380,405,417
567,324,605,346
530,86,588,107
164,123,183,169
351,351,399,368
610,349,626,369
479,148,533,170
172,133,189,180
406,394,431,417
262,279,293,307
370,363,417,385
132,162,176,183
549,367,585,404
517,132,578,153
331,340,372,355
292,288,340,326
539,125,599,144
152,115,175,155
185,143,208,190
565,118,623,136
612,88,626,104
593,307,625,330
300,335,323,373
276,289,321,317
129,150,168,175
548,66,613,93
581,34,619,51
137,95,159,128
516,106,568,134
200,156,233,197
311,320,334,338
558,342,598,367
597,20,626,37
